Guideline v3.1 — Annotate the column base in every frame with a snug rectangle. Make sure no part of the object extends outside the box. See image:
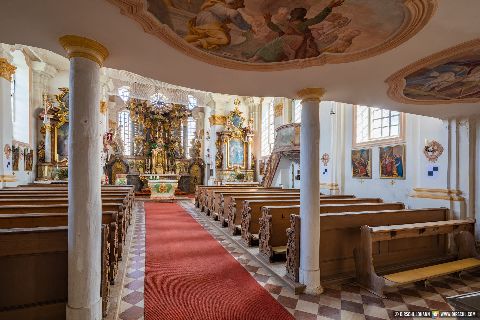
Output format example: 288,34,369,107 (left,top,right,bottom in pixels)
300,268,323,295
66,298,102,320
